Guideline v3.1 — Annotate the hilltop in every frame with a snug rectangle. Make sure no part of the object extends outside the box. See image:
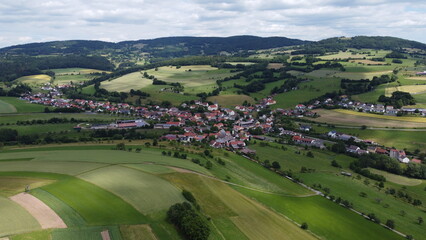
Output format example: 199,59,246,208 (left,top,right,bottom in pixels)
0,35,310,57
